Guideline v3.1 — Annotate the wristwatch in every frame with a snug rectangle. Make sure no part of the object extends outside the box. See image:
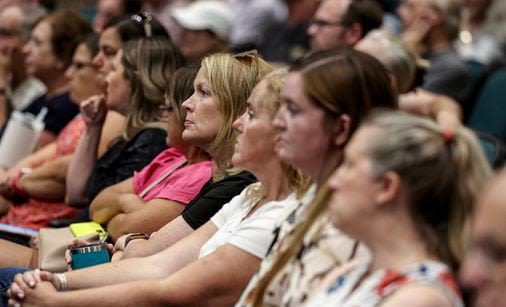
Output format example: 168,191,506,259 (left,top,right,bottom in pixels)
124,233,149,248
